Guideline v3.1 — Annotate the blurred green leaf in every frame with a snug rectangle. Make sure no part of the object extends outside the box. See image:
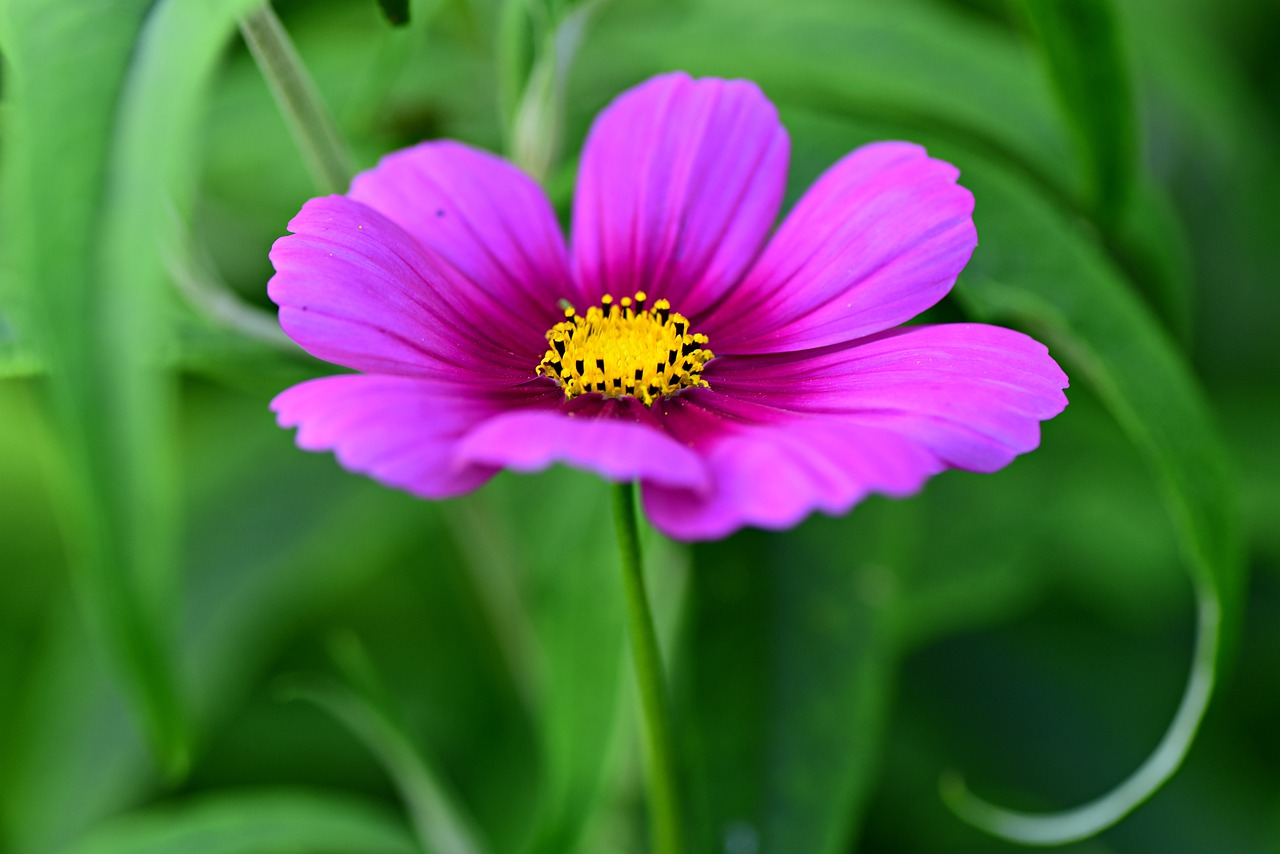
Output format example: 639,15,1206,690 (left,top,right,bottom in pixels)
509,0,598,182
498,0,535,138
883,383,1187,651
0,298,42,378
732,96,1244,842
581,0,1193,337
1116,0,1280,380
238,2,356,194
1217,388,1280,566
462,470,631,854
580,0,1082,202
2,0,371,829
177,387,453,719
0,384,440,852
0,343,44,379
1108,181,1195,343
0,0,289,785
1,0,190,777
1,602,154,854
1017,0,1137,226
377,0,412,26
955,158,1244,662
56,789,420,854
674,527,897,854
281,637,485,854
942,135,1244,843
1013,0,1196,339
